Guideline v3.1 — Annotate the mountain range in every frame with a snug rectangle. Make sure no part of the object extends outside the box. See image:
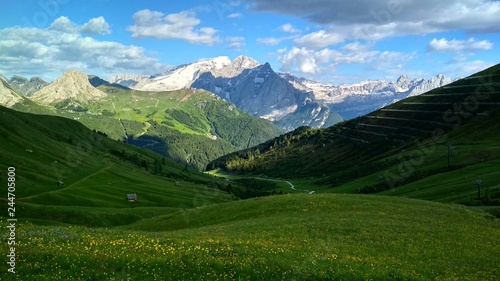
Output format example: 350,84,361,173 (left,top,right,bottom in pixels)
111,56,455,130
0,70,281,170
1,59,498,281
0,56,456,169
208,63,500,196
